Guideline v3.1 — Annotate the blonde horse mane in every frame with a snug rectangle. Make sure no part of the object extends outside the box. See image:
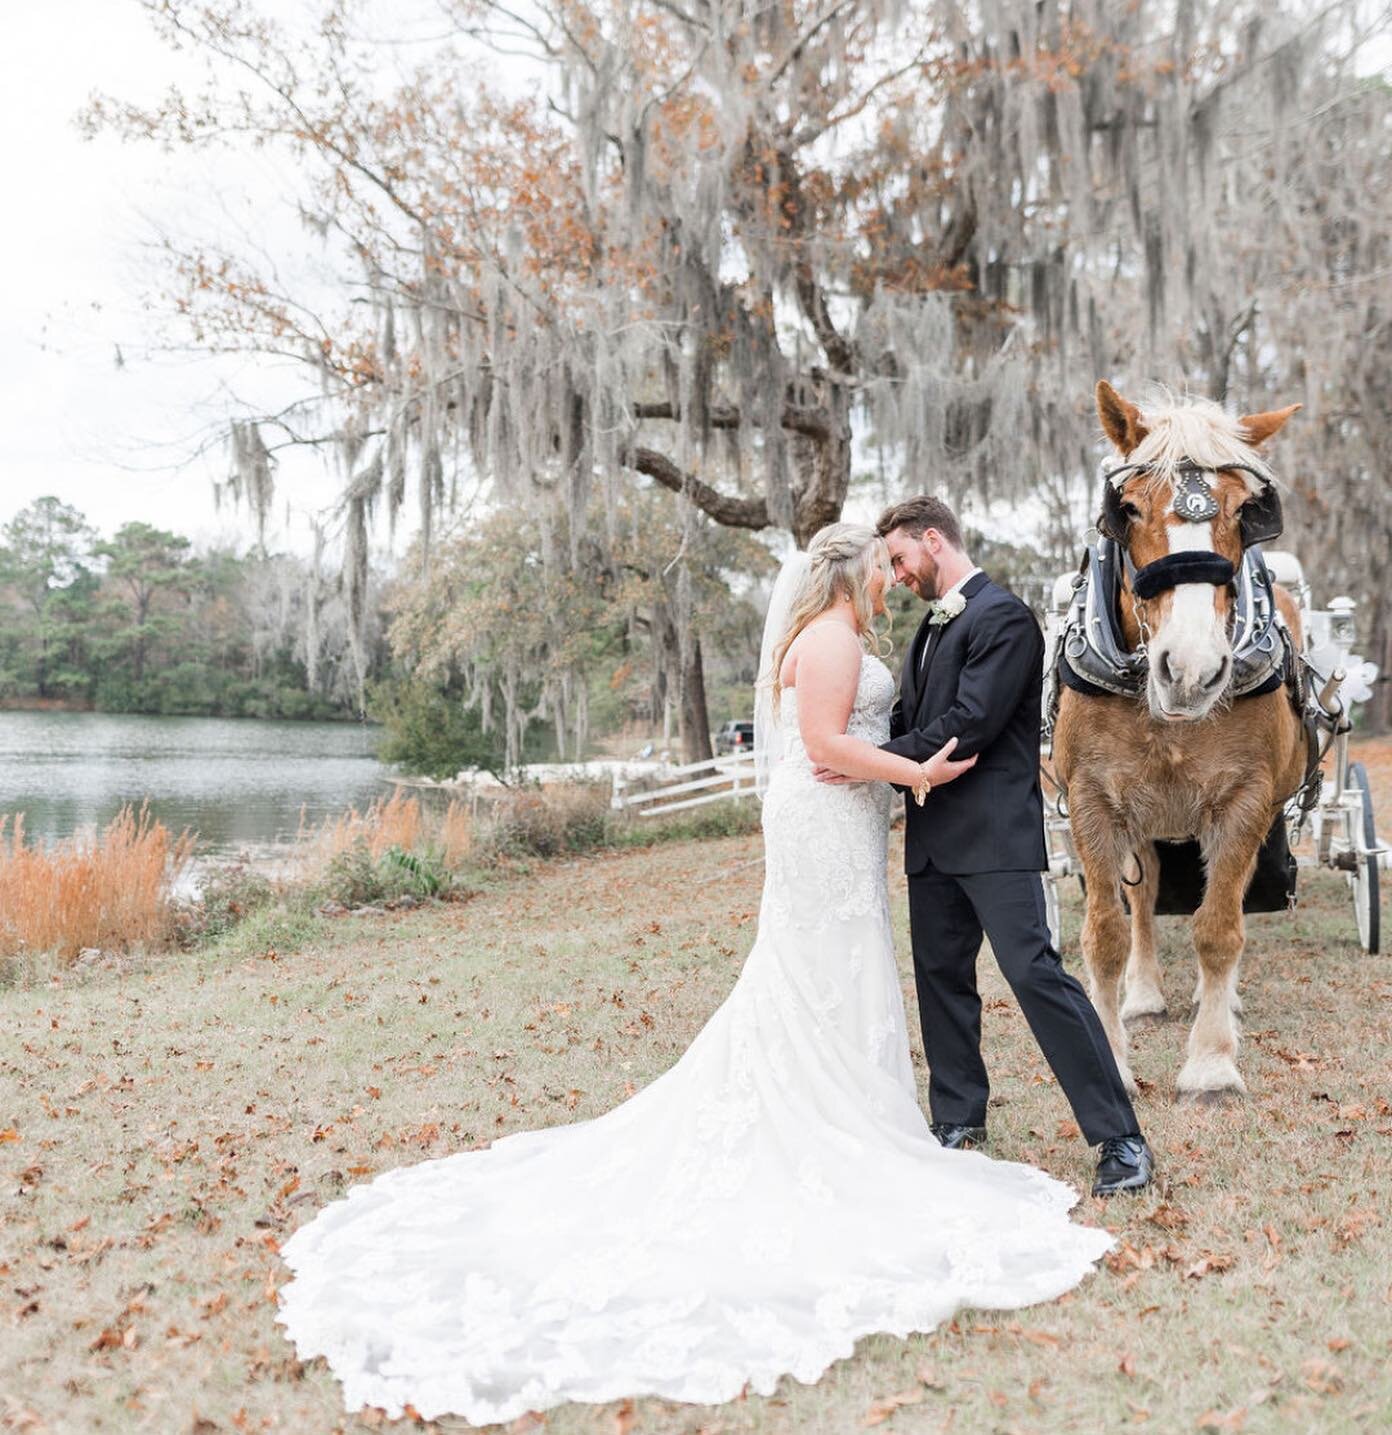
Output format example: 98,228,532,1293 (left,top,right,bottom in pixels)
1114,388,1273,497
